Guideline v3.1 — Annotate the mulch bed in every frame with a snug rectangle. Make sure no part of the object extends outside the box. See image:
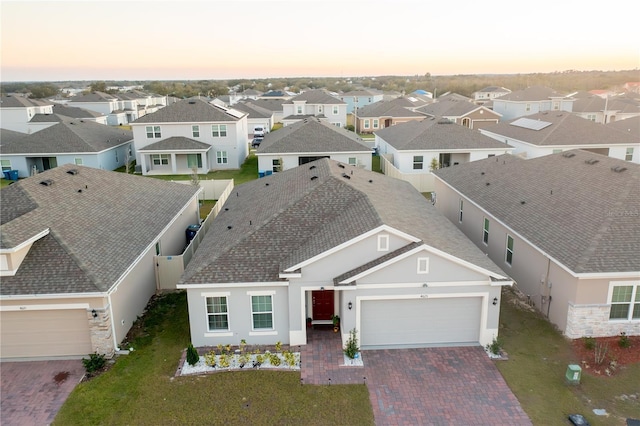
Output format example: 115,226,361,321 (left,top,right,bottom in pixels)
571,335,640,376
